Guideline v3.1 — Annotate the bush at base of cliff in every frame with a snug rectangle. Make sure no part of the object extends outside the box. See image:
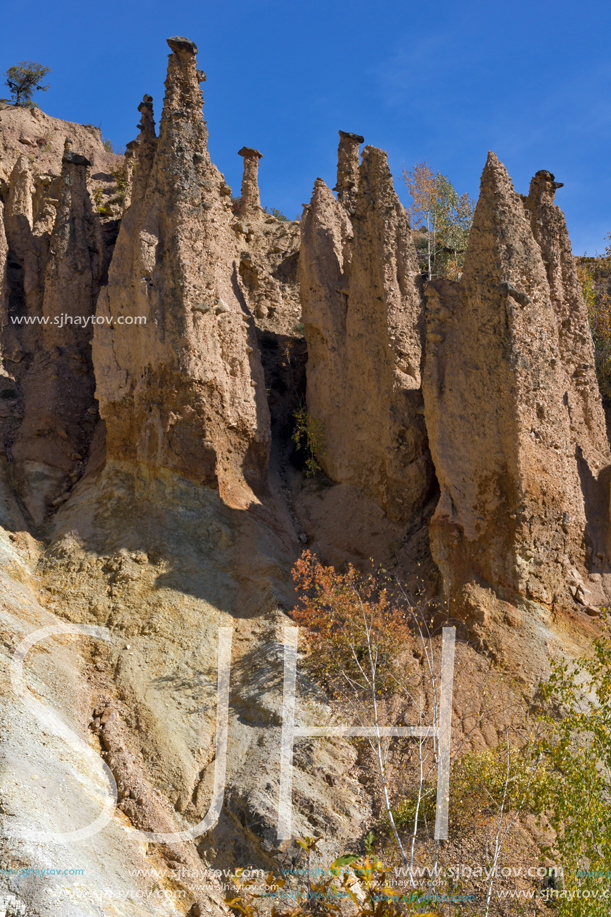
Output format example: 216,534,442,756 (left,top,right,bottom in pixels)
226,839,443,917
291,404,326,477
531,618,611,916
